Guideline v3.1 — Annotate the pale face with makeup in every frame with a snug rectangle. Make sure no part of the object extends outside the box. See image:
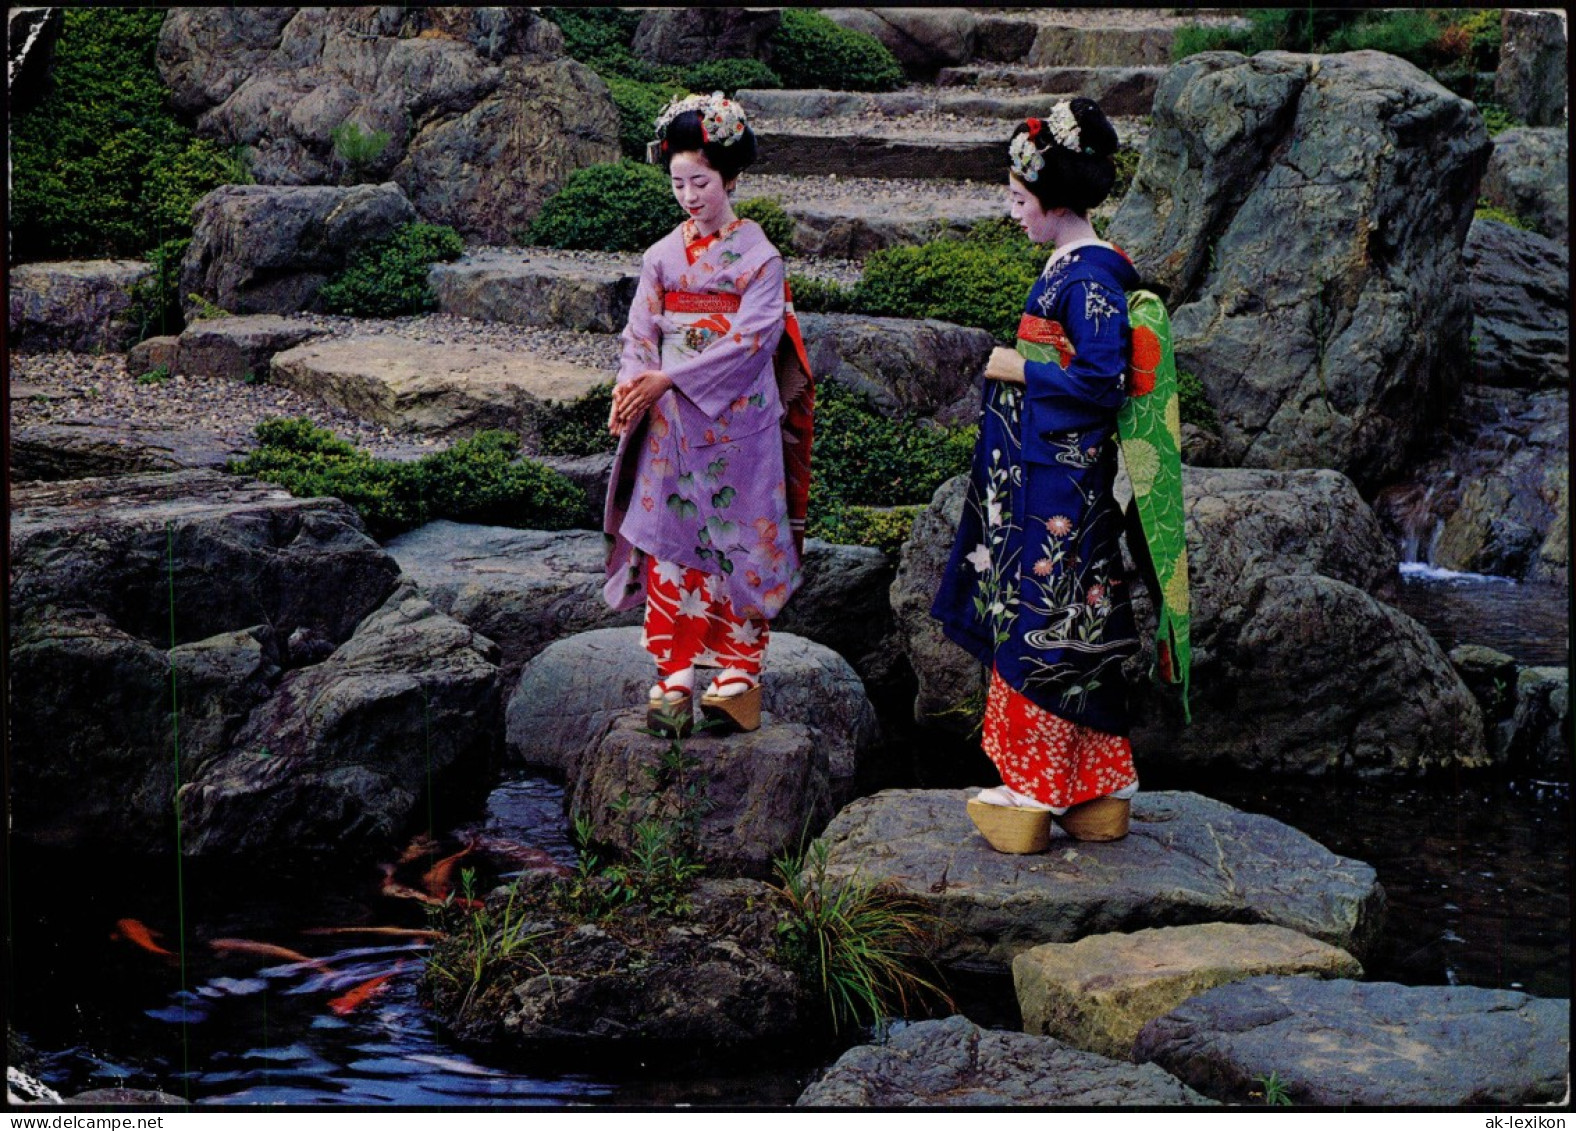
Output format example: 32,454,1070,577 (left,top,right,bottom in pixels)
1008,173,1058,245
669,151,737,237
